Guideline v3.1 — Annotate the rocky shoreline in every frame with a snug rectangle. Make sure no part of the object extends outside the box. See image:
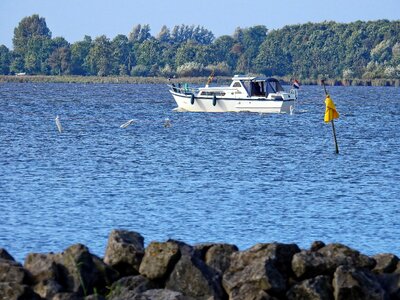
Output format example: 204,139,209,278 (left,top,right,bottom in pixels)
1,230,399,300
